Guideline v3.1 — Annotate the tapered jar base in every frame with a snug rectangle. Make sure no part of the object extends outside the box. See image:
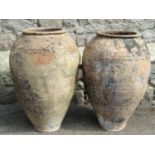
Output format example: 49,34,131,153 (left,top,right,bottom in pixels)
34,125,61,133
97,114,127,132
